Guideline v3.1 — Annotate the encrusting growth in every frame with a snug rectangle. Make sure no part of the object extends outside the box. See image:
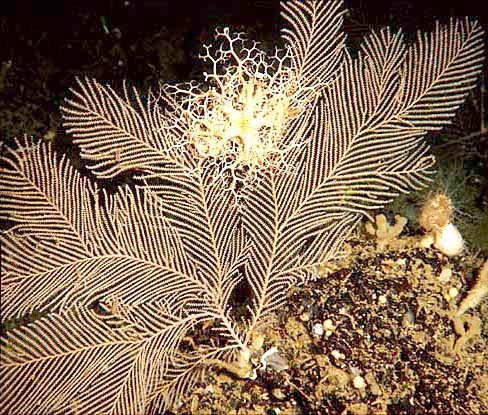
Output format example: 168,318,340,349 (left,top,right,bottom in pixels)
419,193,453,232
365,214,408,251
457,259,488,316
419,192,465,256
